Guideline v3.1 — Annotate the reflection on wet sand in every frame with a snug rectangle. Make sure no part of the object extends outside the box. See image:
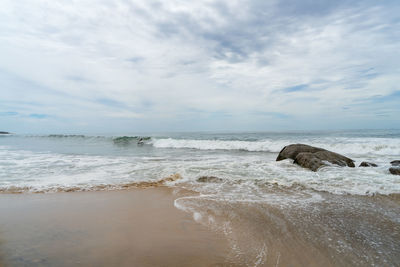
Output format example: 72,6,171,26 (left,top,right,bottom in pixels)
176,191,400,266
0,237,5,267
0,188,232,267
